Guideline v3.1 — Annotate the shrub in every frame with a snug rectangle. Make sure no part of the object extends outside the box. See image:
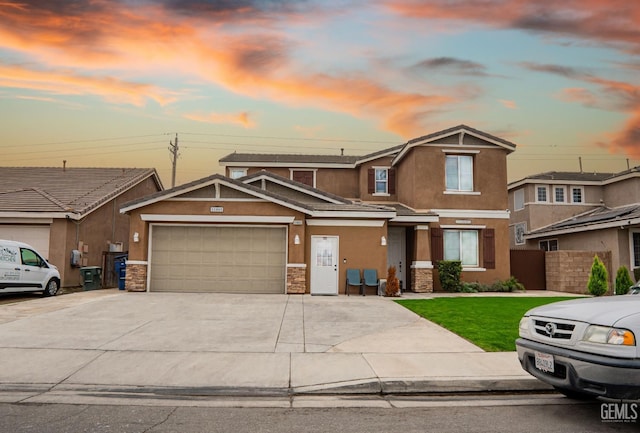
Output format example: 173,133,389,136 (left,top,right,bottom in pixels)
615,266,633,295
438,260,462,292
587,255,609,296
490,276,525,292
385,266,400,297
